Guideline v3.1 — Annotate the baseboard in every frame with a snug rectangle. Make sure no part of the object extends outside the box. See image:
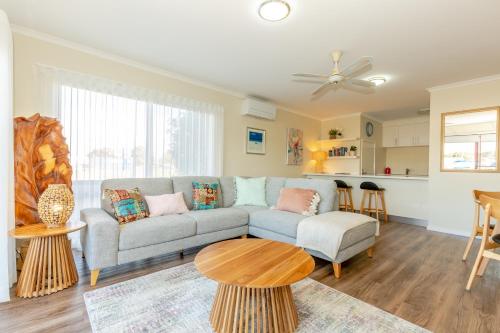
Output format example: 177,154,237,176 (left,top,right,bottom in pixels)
389,215,428,227
426,224,470,238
